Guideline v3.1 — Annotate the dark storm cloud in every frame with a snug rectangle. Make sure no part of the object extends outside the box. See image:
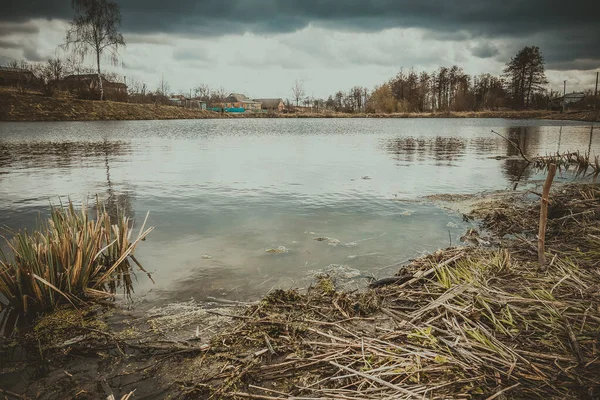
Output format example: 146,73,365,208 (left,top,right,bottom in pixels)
0,3,71,23
0,0,598,67
548,59,600,71
173,47,210,62
470,42,499,59
22,45,44,61
0,40,21,49
0,22,39,36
